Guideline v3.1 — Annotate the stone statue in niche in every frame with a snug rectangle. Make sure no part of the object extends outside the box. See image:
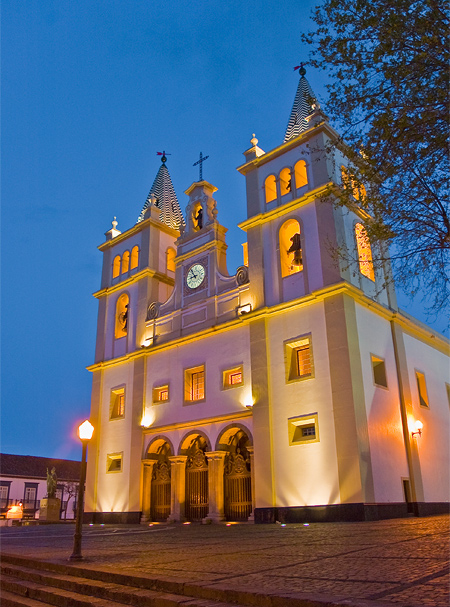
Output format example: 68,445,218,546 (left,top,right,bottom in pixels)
46,467,57,498
287,233,303,266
